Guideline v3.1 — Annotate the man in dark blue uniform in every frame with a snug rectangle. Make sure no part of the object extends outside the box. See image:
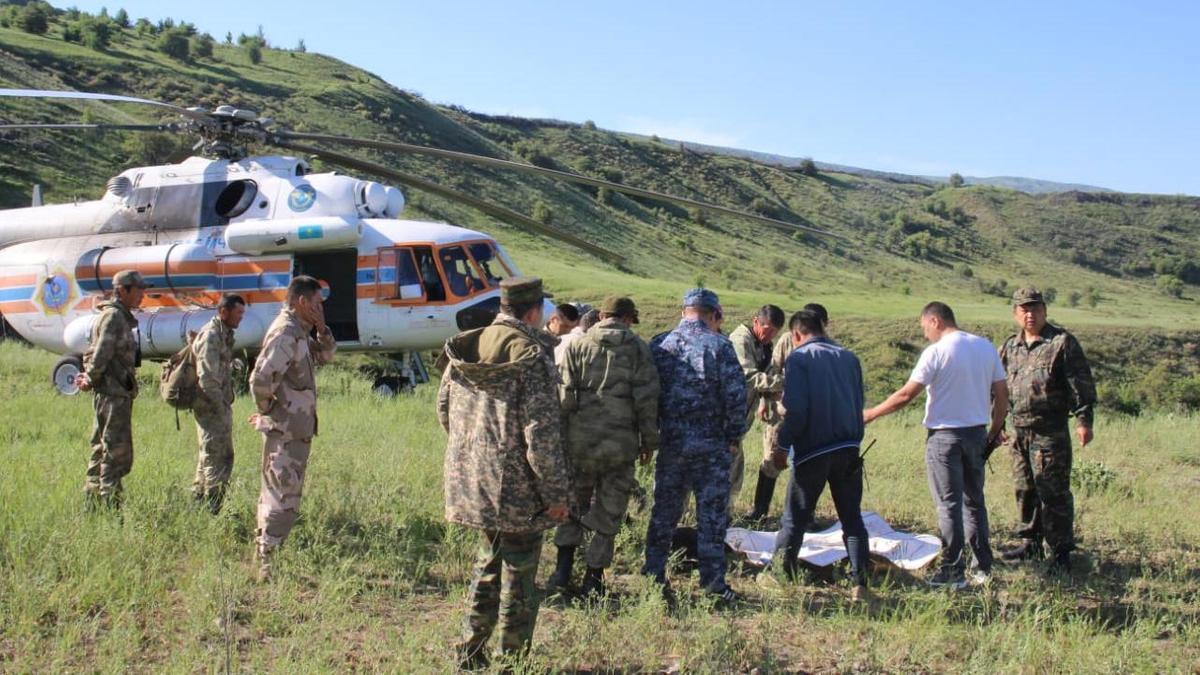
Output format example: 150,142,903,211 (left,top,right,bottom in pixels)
642,288,747,605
